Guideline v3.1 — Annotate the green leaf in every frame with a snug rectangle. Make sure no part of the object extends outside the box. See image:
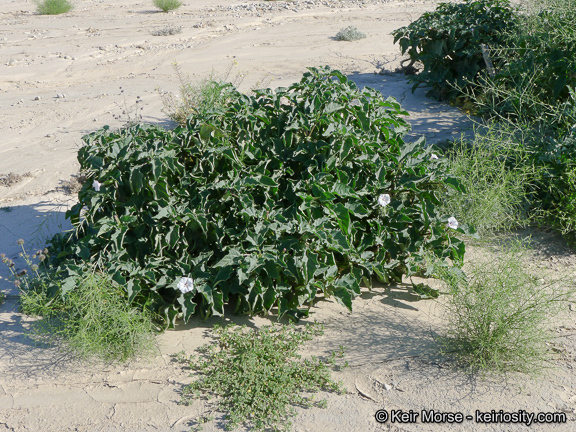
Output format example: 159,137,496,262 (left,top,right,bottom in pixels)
332,182,358,198
444,176,465,193
303,250,319,281
332,203,351,235
199,124,226,141
325,102,344,114
411,282,439,299
61,278,77,295
130,167,144,193
126,279,142,303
